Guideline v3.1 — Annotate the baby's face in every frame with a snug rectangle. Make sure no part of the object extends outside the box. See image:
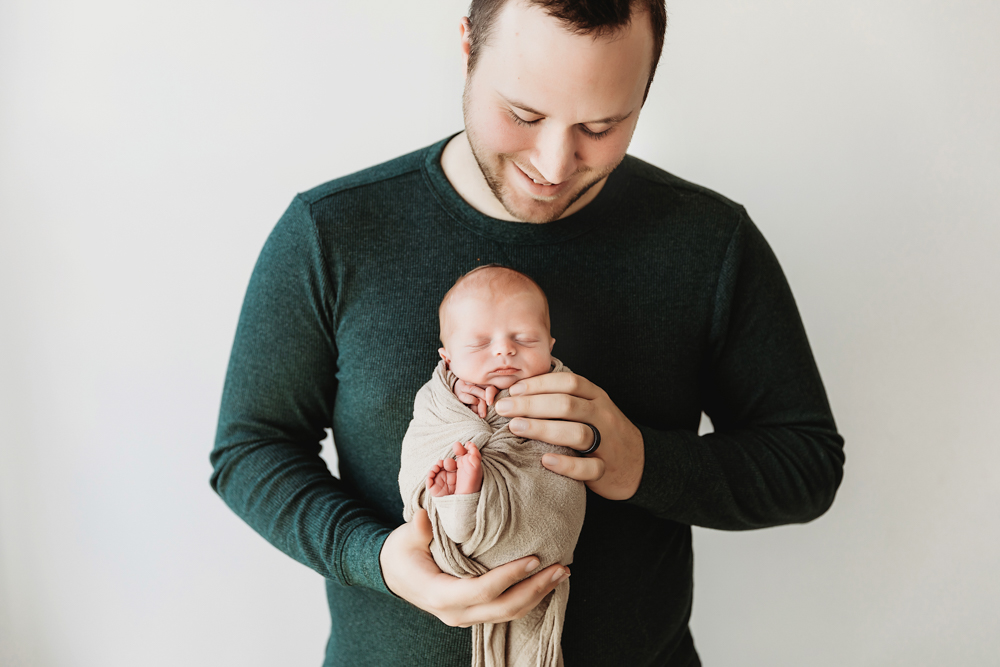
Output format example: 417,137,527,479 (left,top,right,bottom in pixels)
439,289,555,390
